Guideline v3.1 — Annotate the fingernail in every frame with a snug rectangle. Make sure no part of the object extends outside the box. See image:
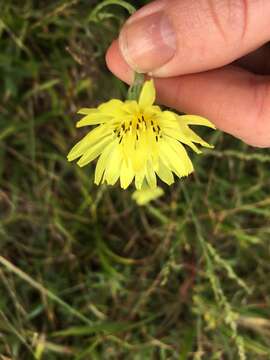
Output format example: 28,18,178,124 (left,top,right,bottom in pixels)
119,12,176,73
